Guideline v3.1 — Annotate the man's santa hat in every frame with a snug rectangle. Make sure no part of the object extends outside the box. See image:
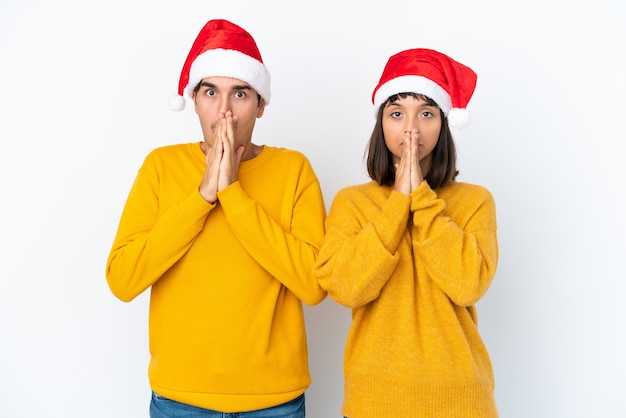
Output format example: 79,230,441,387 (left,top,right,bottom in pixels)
169,19,271,111
371,48,477,129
